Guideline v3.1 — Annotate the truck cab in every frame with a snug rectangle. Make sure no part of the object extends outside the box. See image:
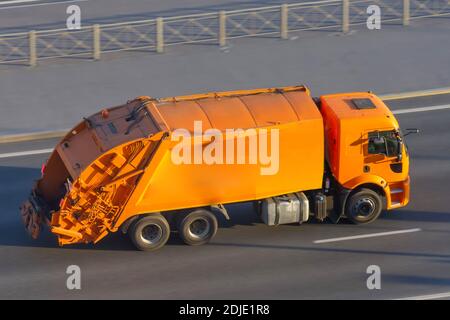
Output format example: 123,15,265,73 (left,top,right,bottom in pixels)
320,92,410,223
